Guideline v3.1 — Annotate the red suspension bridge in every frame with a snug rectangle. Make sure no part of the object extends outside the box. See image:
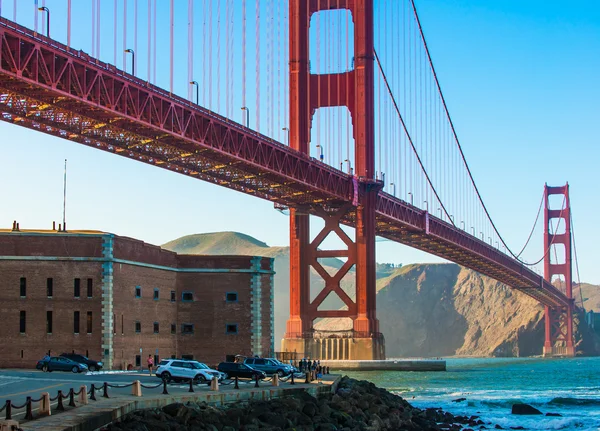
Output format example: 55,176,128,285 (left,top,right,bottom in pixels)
0,0,580,359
